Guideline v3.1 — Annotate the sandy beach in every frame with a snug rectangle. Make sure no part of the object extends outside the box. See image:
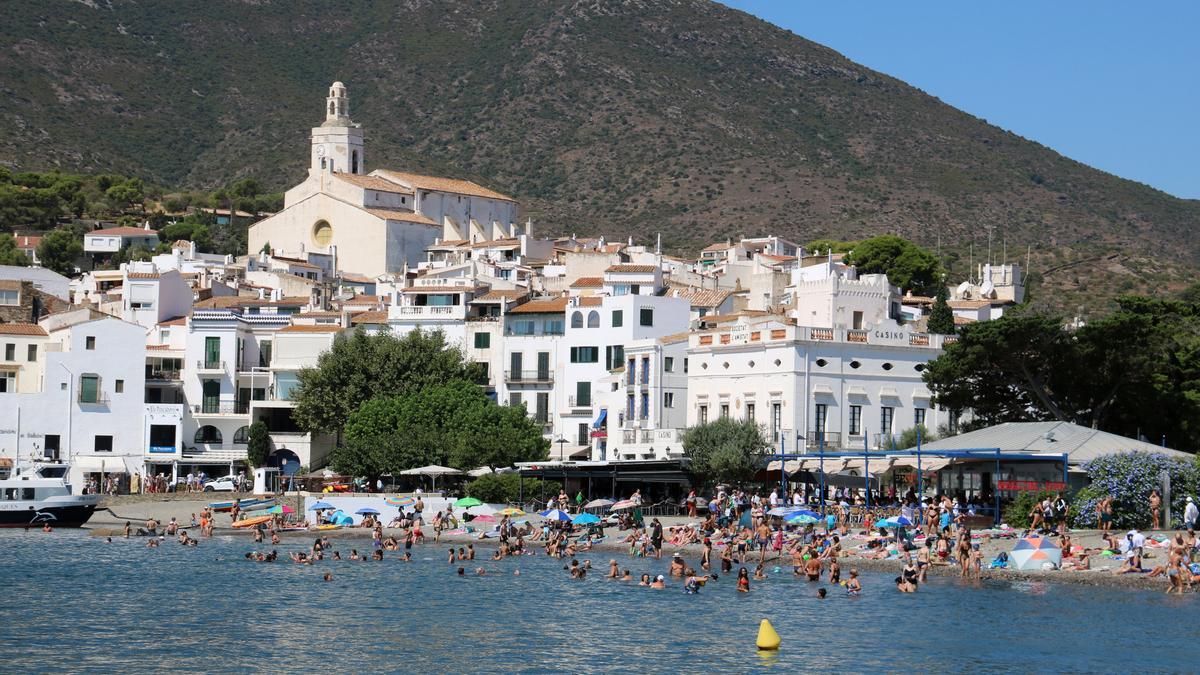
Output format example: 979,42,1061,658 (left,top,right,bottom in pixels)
81,494,1186,593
